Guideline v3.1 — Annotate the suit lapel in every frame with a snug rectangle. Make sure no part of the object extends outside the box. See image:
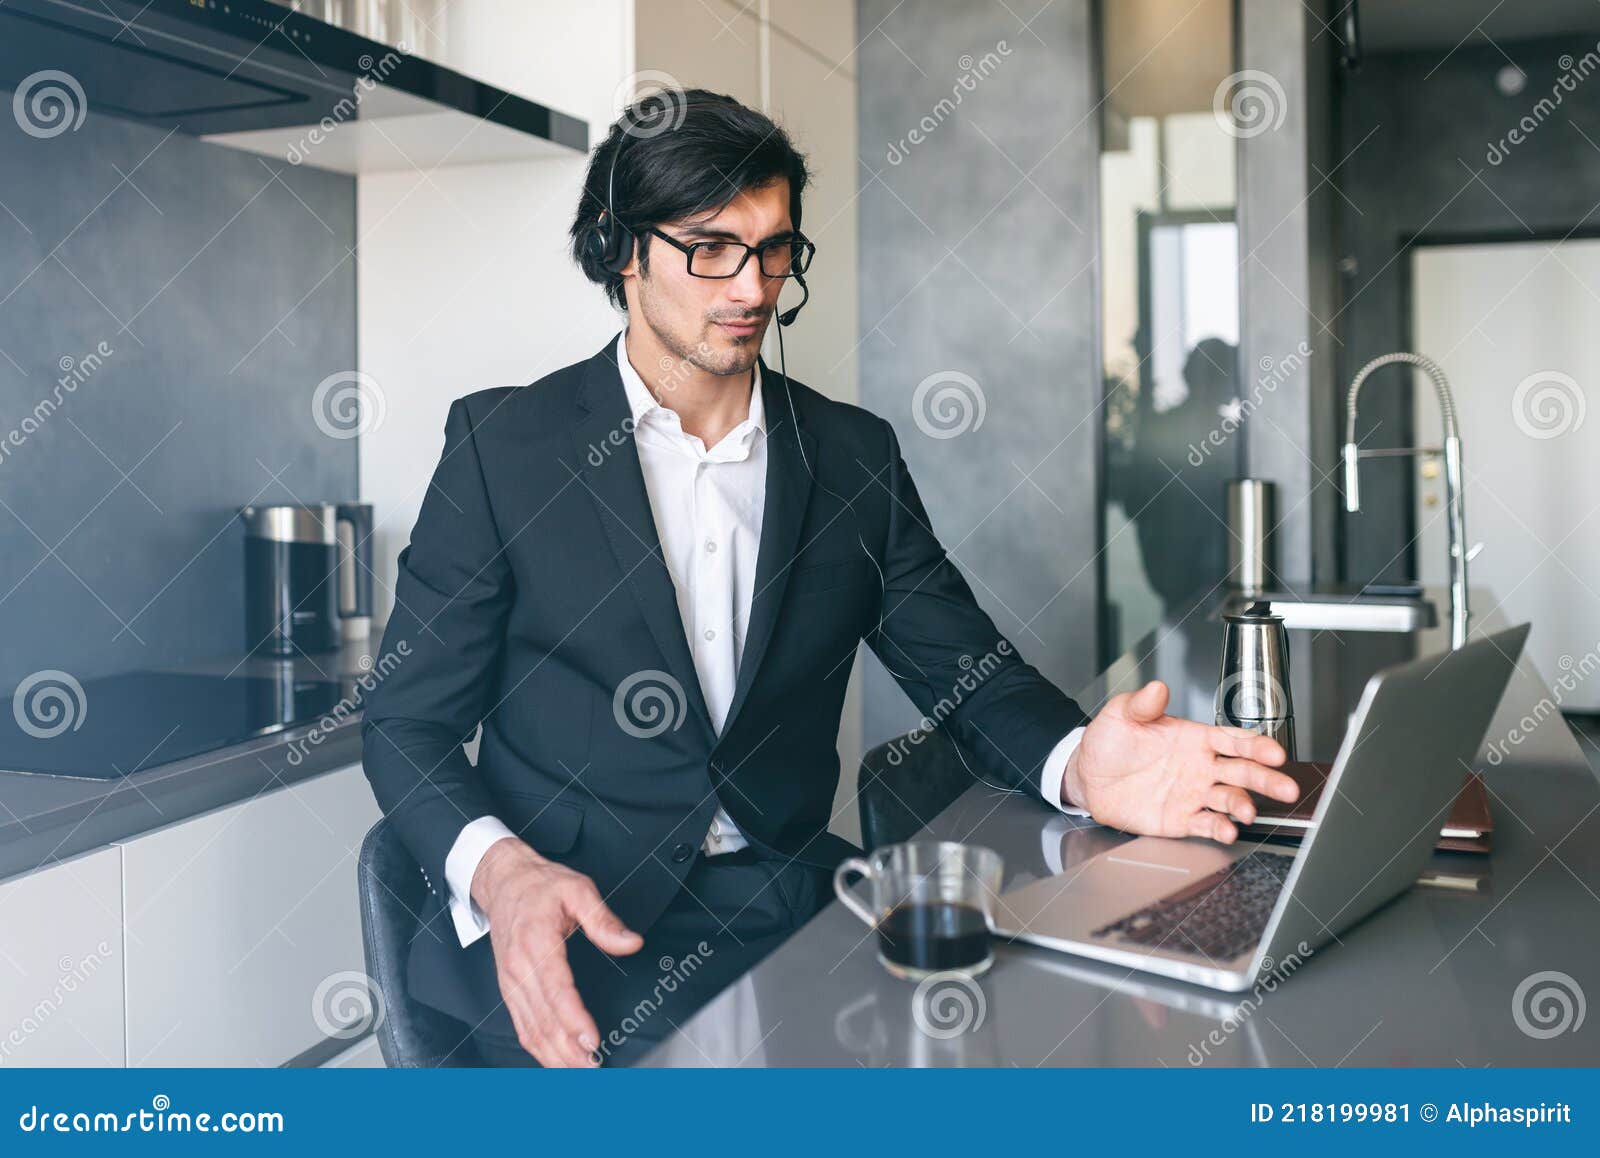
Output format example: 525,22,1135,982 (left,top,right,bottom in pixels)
722,361,816,736
569,344,715,741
